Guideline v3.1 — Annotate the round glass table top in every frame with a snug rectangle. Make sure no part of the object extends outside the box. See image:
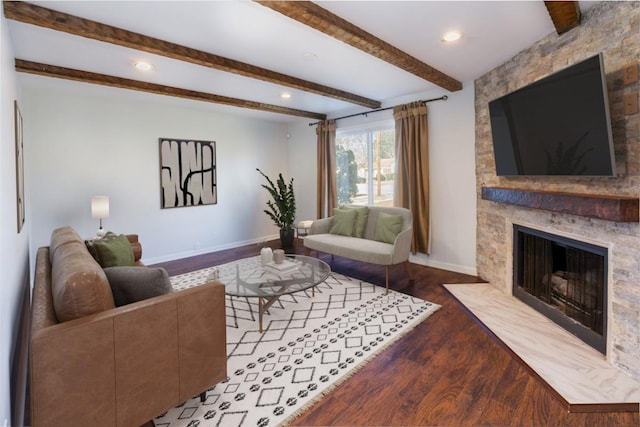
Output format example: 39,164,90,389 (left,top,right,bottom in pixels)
212,255,331,298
